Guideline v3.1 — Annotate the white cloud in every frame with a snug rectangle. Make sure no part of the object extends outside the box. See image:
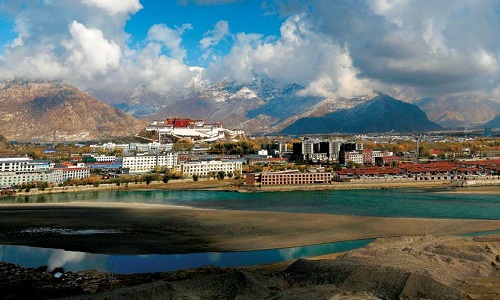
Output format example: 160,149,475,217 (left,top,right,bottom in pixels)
199,20,232,62
120,43,194,93
0,0,196,93
200,20,230,50
207,15,372,97
146,23,192,61
0,0,499,100
82,0,142,16
64,21,122,79
293,0,500,97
